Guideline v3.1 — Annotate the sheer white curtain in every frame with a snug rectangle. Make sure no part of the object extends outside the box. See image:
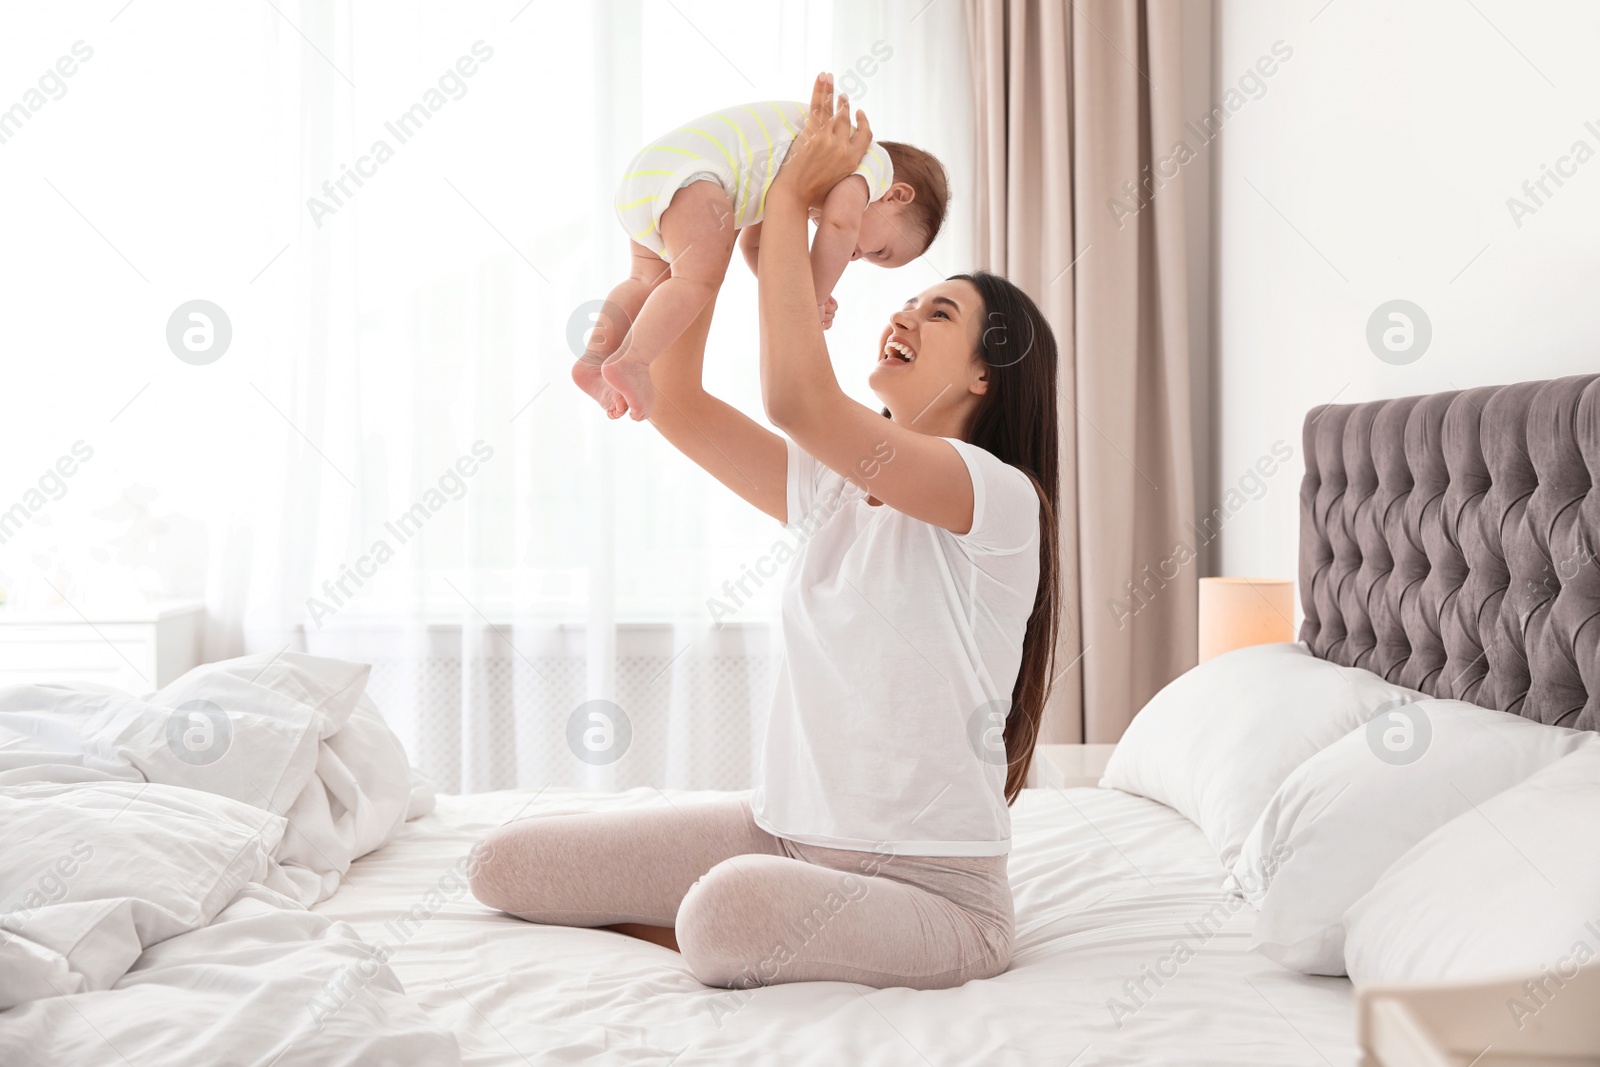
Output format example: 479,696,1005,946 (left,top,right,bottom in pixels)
1,0,974,795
